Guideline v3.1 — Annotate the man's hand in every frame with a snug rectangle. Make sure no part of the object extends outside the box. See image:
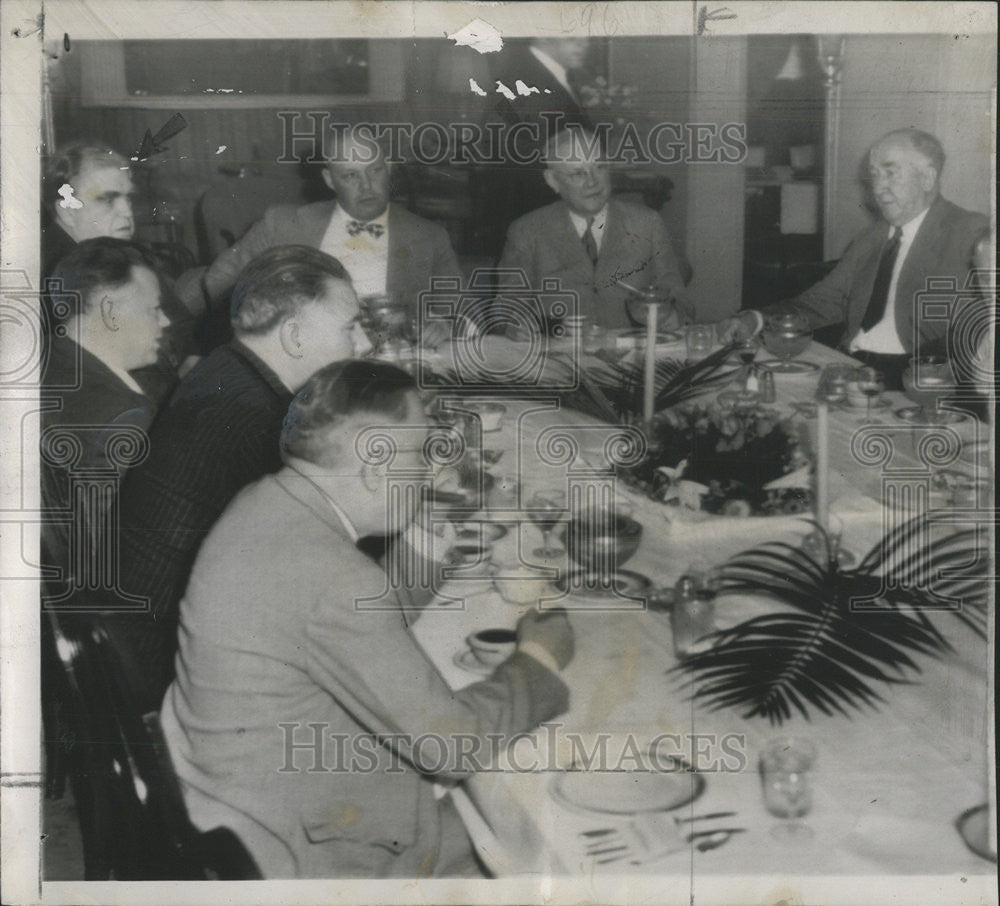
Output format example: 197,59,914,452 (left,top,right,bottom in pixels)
517,607,574,670
715,310,761,344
